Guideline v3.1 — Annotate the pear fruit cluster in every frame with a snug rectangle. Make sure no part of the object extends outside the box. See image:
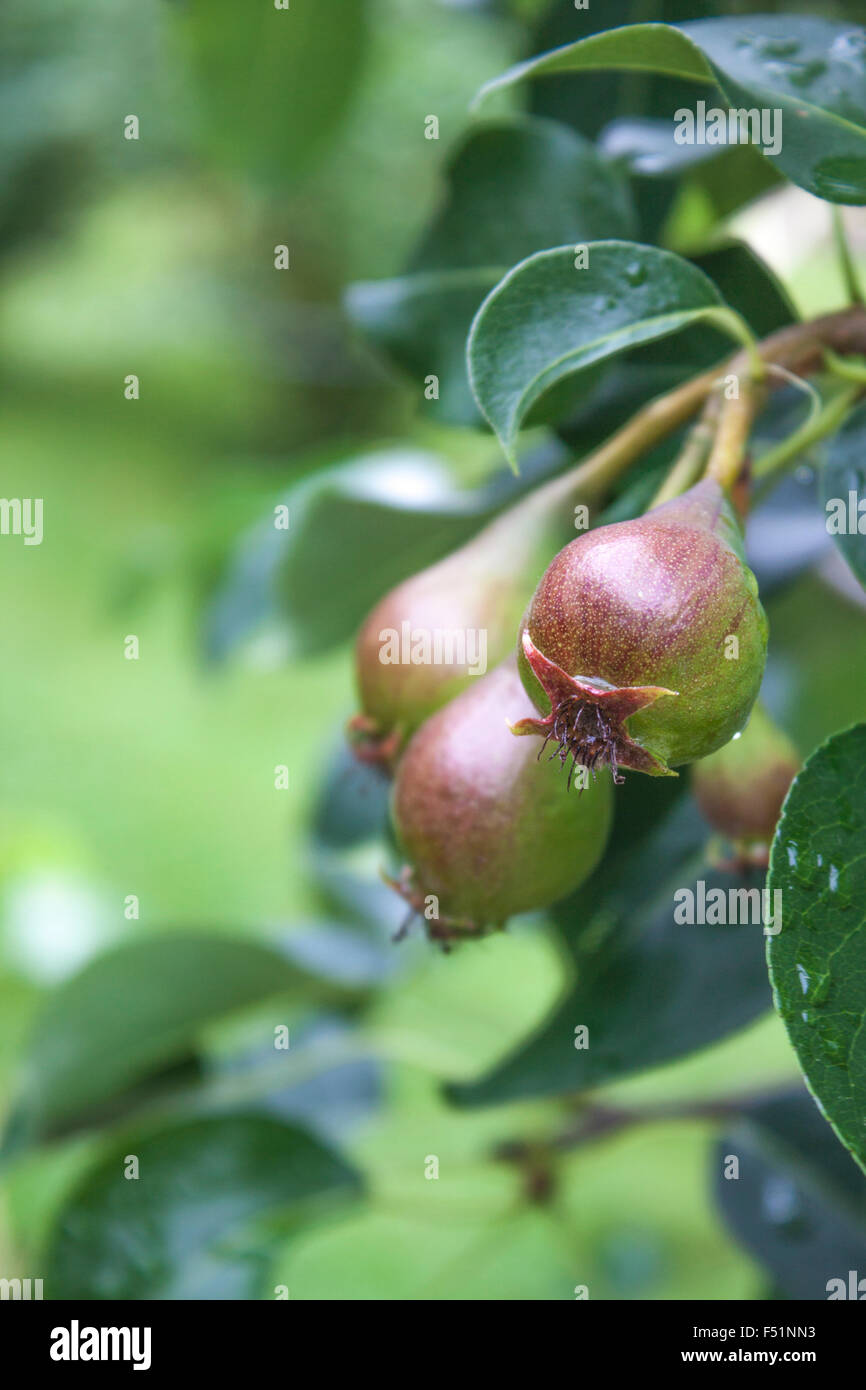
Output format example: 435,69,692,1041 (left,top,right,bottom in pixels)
351,475,769,940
